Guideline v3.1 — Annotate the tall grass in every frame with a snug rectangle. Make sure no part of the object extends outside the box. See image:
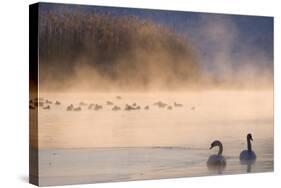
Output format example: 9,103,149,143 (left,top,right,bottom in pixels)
39,8,200,91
